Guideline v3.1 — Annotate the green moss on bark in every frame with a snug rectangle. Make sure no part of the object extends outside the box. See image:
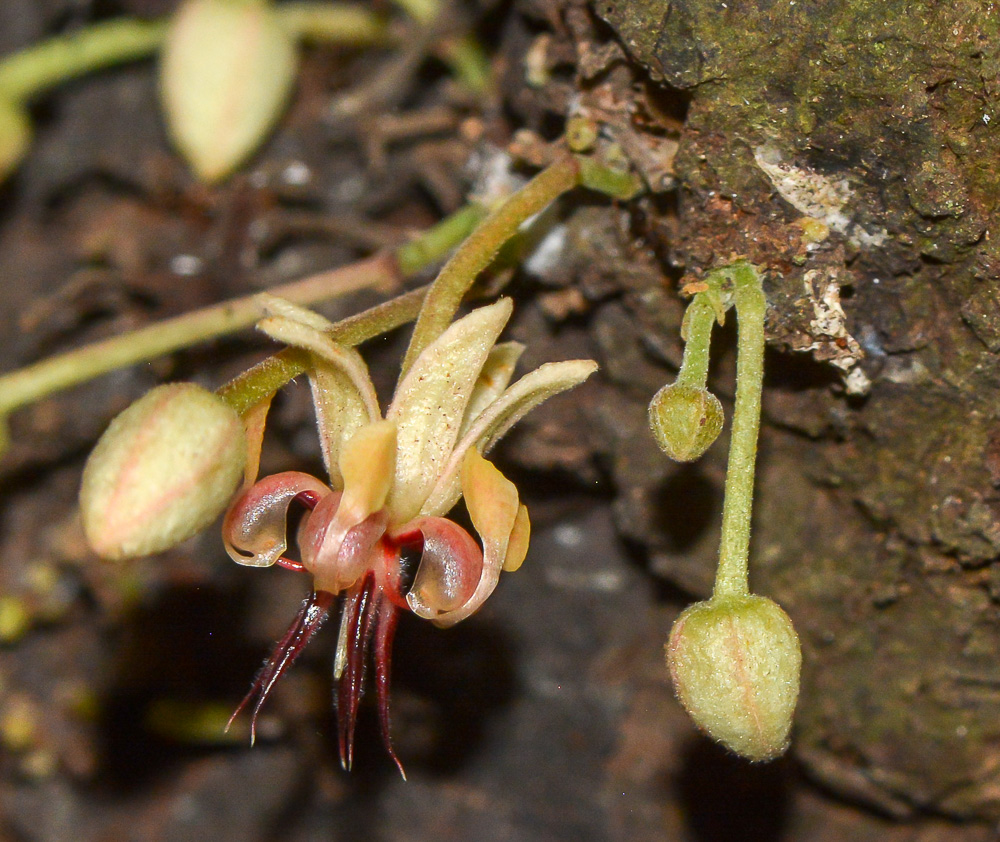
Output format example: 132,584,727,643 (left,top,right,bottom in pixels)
598,0,1000,821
